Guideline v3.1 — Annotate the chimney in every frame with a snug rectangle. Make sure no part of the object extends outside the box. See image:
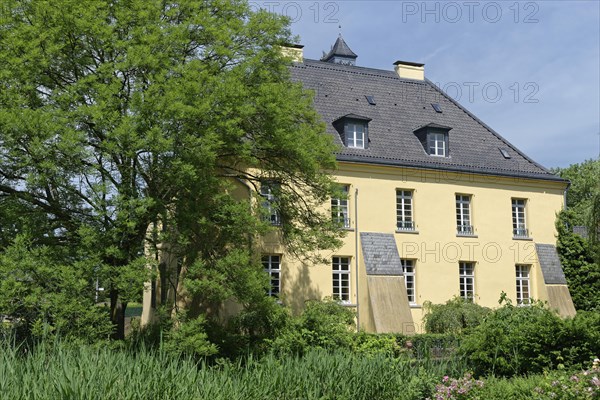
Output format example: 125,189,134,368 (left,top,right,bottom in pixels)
280,44,304,63
393,60,425,81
